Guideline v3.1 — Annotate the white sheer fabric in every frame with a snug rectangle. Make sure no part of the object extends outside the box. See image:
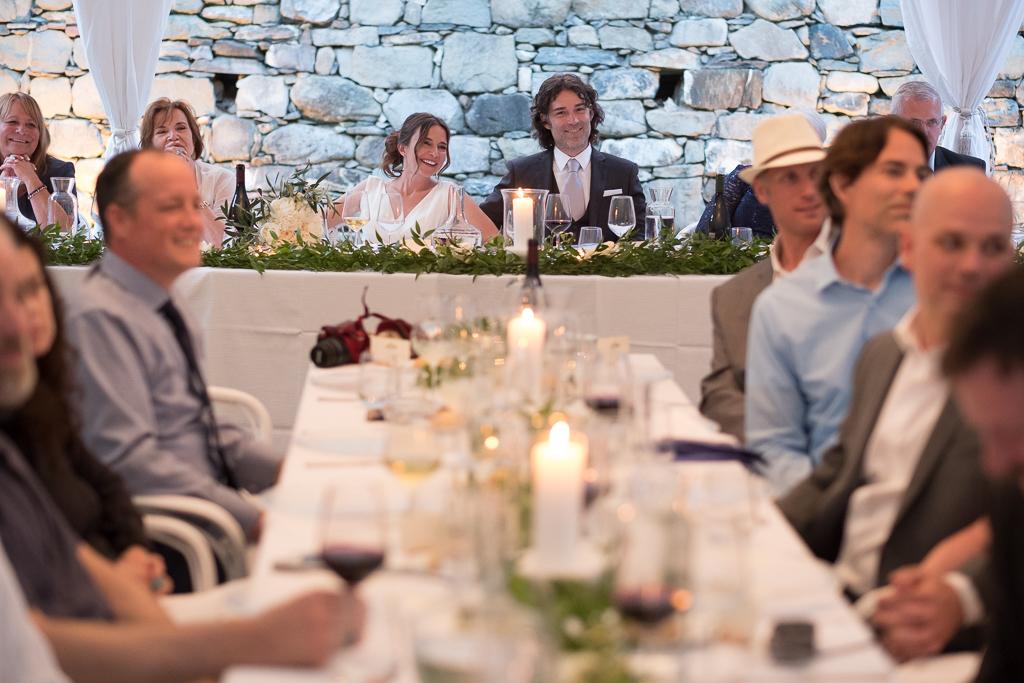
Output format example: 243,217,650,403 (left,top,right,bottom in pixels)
901,0,1024,170
72,0,173,158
